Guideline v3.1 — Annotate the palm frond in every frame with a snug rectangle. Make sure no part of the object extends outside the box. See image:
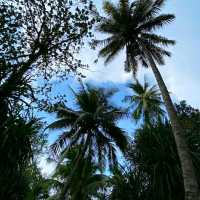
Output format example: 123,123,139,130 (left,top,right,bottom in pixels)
141,33,175,46
133,0,153,22
142,0,166,19
119,0,130,15
125,79,165,124
56,107,79,118
153,0,166,8
96,19,120,34
99,38,125,64
138,14,175,31
47,119,71,130
108,144,118,170
102,121,128,153
86,174,108,193
103,1,119,19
